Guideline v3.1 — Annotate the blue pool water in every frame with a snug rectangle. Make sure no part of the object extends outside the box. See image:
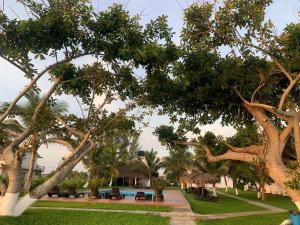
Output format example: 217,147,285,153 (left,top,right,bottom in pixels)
121,191,155,197
99,190,155,197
